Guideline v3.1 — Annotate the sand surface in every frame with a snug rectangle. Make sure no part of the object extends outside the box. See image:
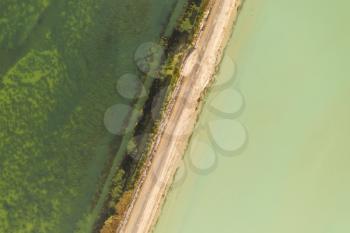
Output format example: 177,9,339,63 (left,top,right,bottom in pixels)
117,0,241,232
